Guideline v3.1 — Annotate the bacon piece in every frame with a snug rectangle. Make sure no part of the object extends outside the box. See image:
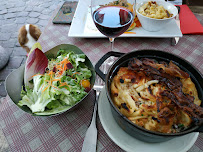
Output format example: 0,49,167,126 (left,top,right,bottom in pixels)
166,61,189,78
128,58,161,76
151,1,157,4
166,10,170,18
128,58,142,69
172,91,203,125
141,58,189,78
158,107,173,118
128,58,203,126
160,89,203,125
